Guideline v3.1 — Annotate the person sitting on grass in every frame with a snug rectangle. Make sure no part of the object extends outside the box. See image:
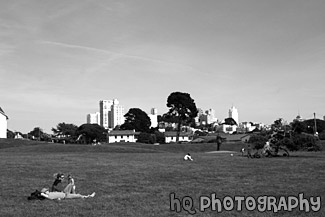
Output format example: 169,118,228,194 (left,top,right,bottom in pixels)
63,174,76,194
183,153,193,161
40,188,95,200
51,173,65,192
